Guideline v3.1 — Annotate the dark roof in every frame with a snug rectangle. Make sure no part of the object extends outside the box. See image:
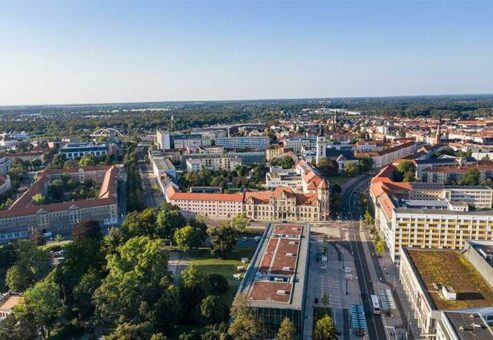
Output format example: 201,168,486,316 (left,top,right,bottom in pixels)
324,149,357,161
